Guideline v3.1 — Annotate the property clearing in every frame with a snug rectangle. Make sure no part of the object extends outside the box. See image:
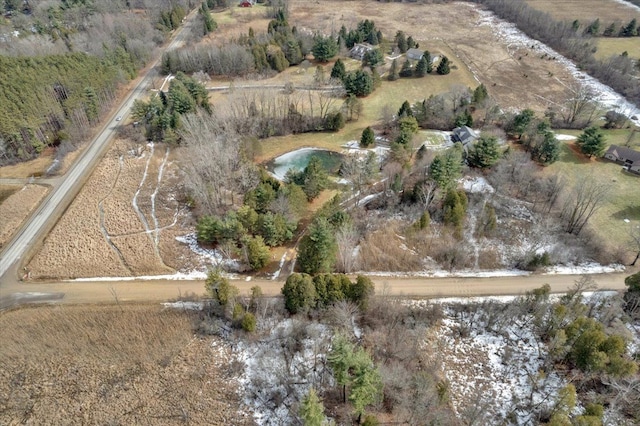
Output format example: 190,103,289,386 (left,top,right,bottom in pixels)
524,0,640,23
